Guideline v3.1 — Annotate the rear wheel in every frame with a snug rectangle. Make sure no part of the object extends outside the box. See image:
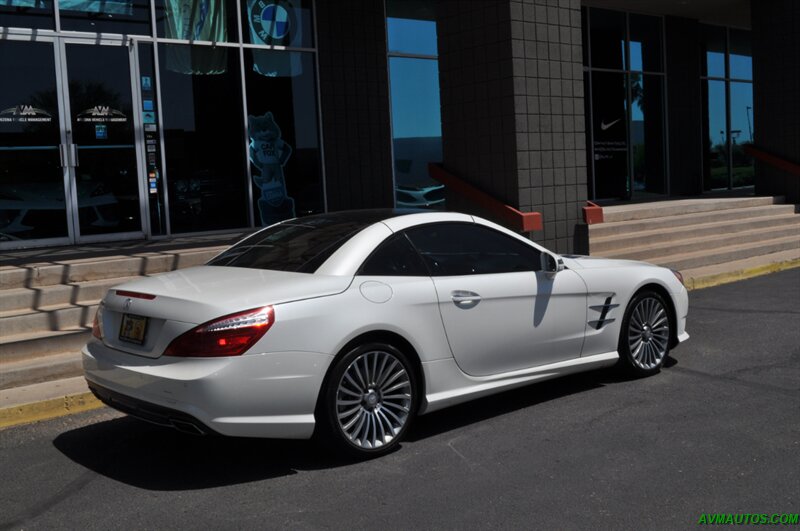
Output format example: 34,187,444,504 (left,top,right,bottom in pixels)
320,343,417,457
618,290,671,376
